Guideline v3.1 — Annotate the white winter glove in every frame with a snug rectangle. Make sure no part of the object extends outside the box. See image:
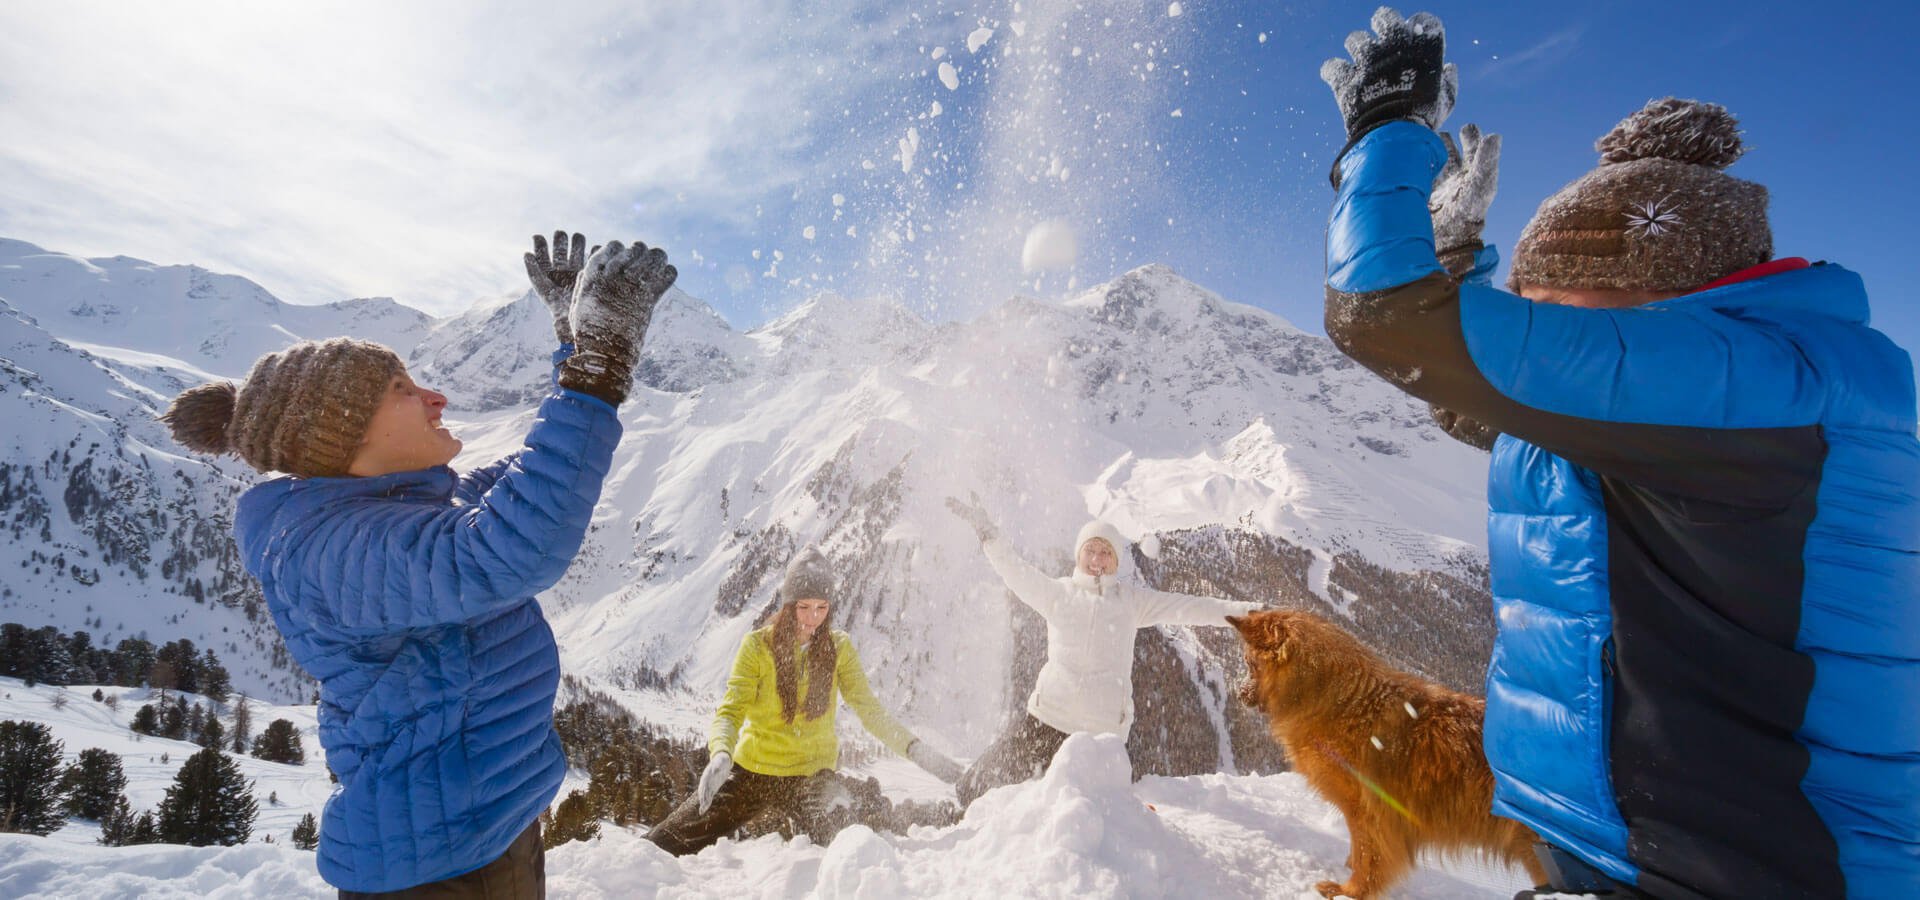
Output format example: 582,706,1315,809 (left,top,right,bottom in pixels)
697,751,733,813
1429,124,1501,259
944,495,997,544
907,739,964,783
